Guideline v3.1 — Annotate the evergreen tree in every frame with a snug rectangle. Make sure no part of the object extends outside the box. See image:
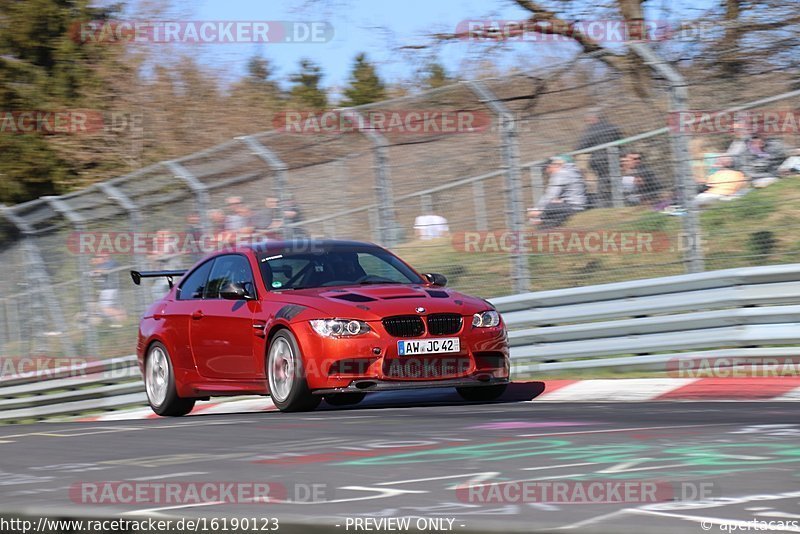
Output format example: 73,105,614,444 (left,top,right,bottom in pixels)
0,0,119,203
420,61,452,90
288,59,328,109
245,56,280,95
342,53,386,107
